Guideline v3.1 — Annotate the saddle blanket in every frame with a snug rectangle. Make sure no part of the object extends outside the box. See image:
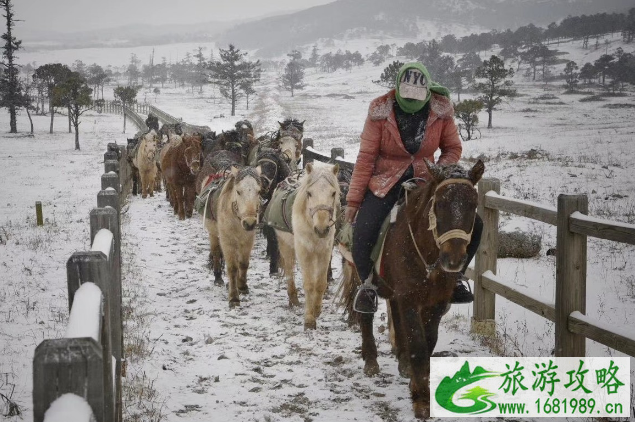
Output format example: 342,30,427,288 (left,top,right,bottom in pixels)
262,173,302,233
194,174,225,219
